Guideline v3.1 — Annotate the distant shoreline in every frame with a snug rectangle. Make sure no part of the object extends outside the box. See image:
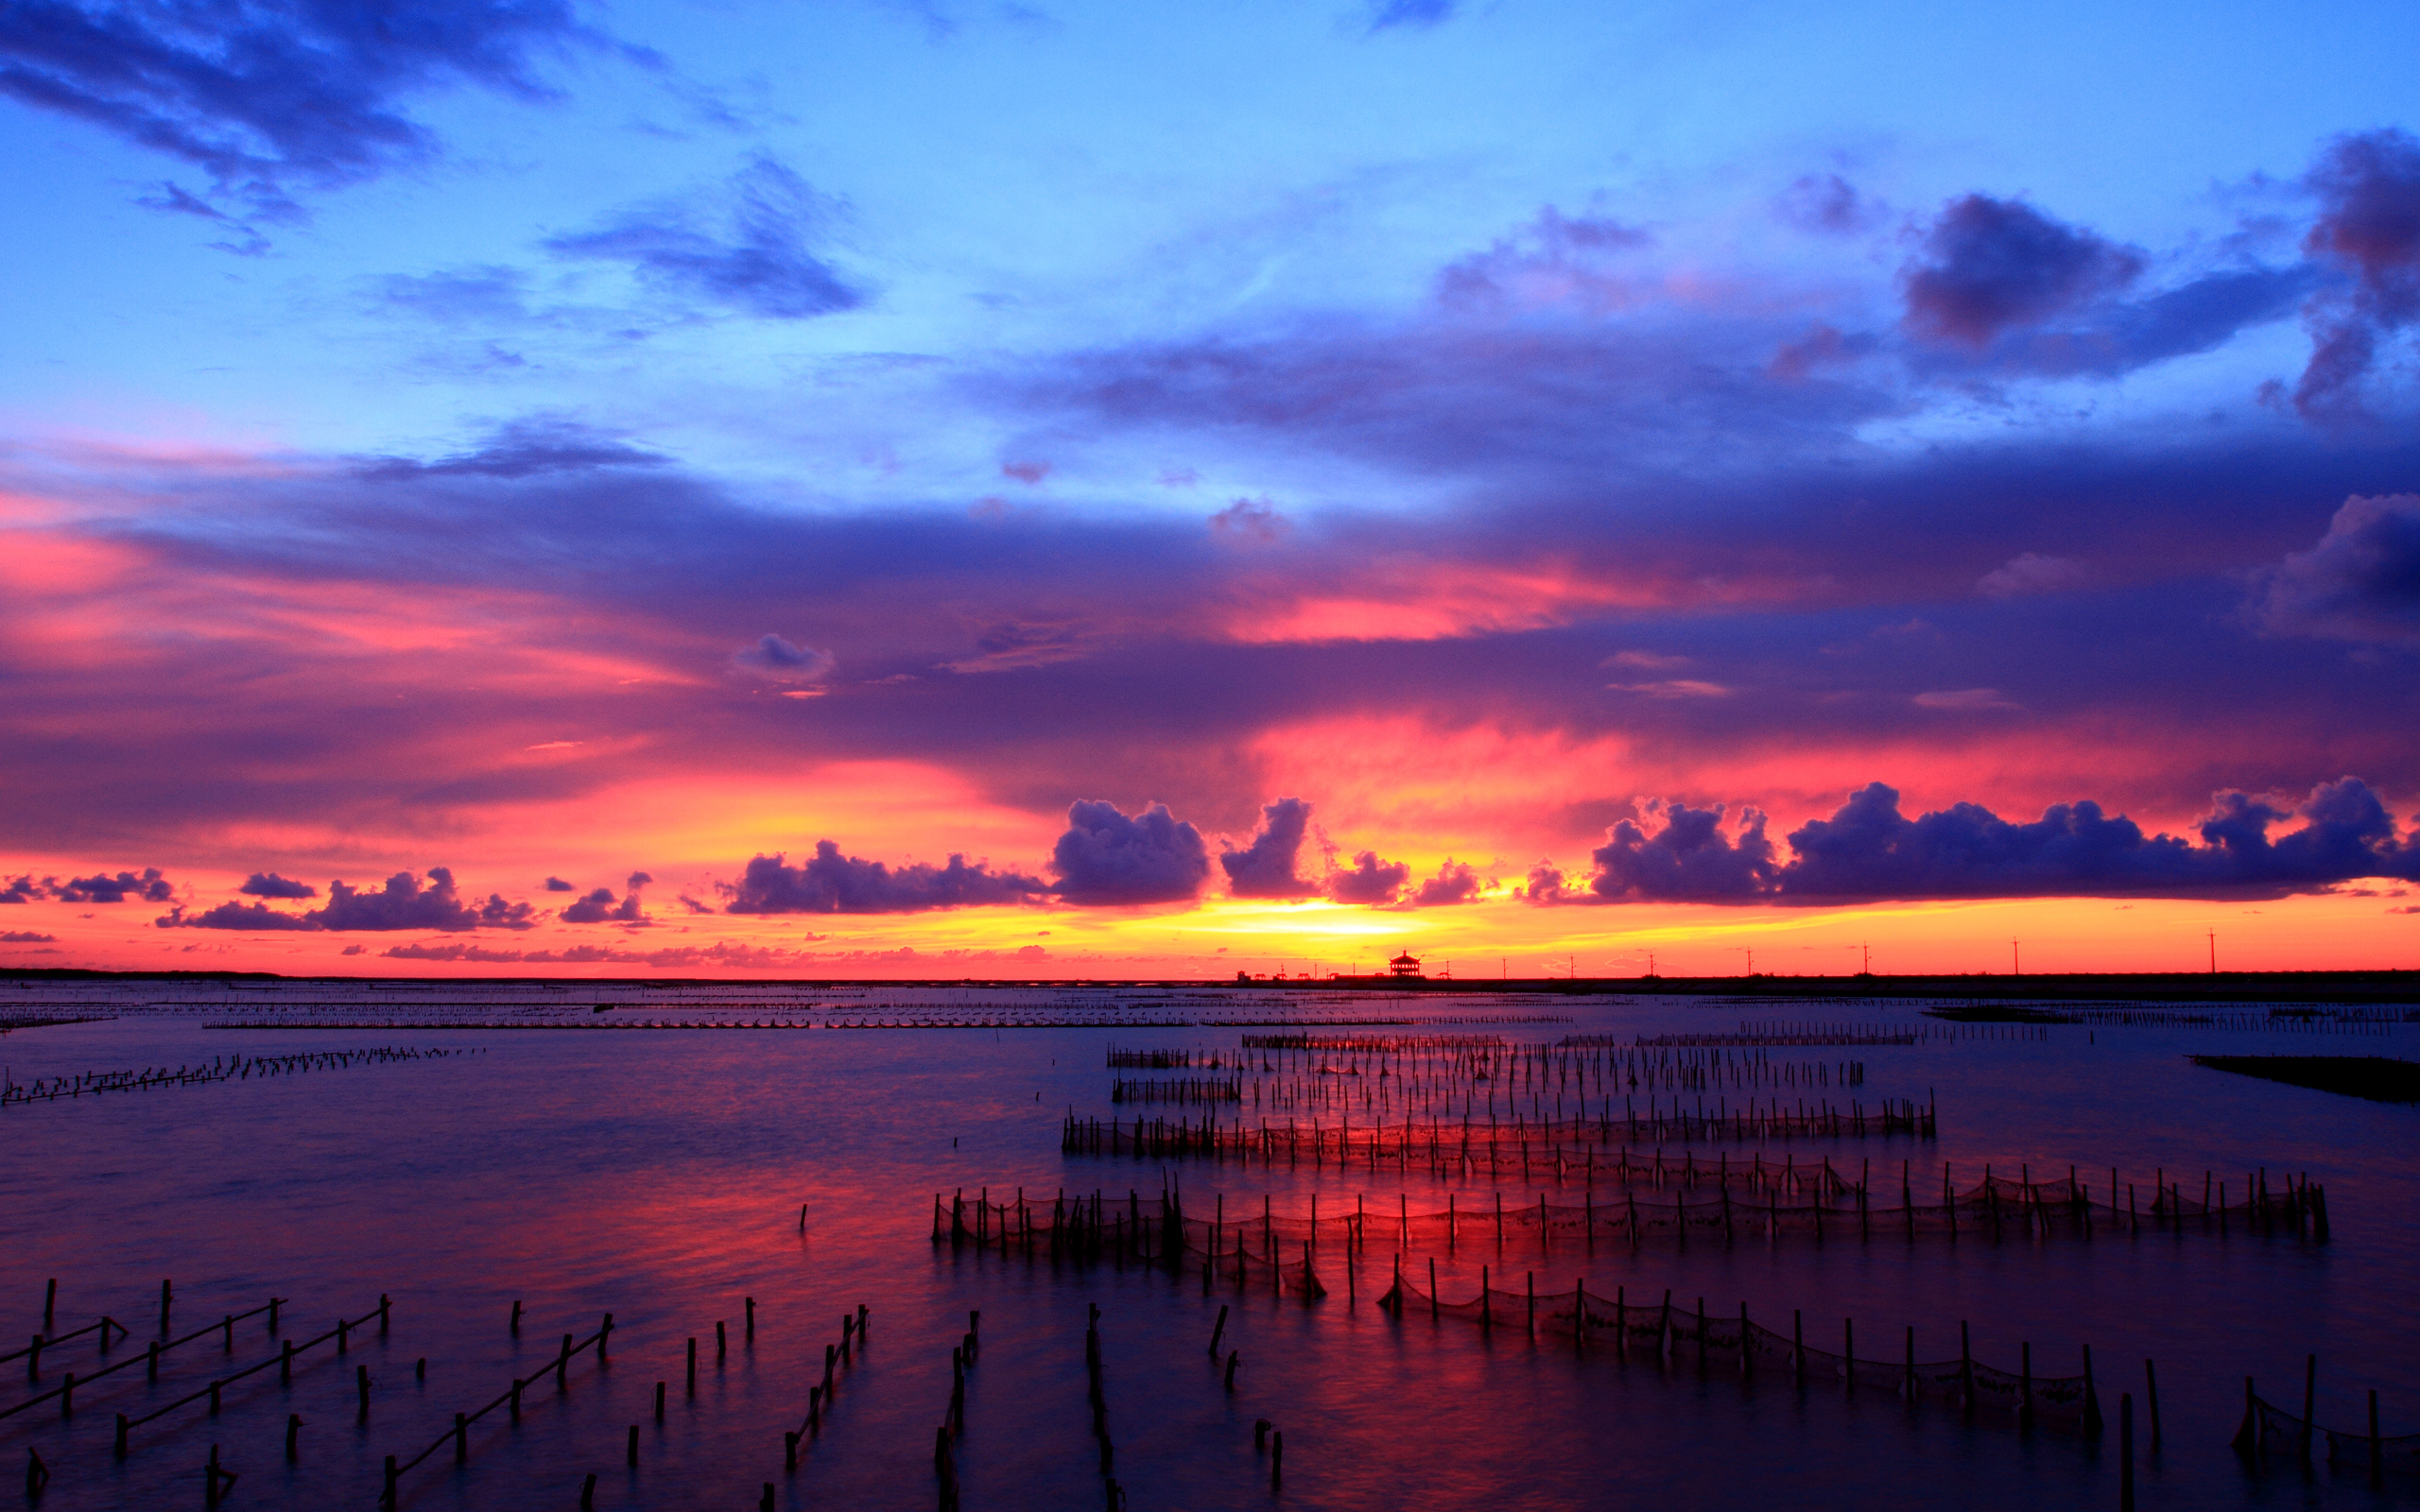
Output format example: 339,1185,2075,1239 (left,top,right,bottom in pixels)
4,965,2413,1004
